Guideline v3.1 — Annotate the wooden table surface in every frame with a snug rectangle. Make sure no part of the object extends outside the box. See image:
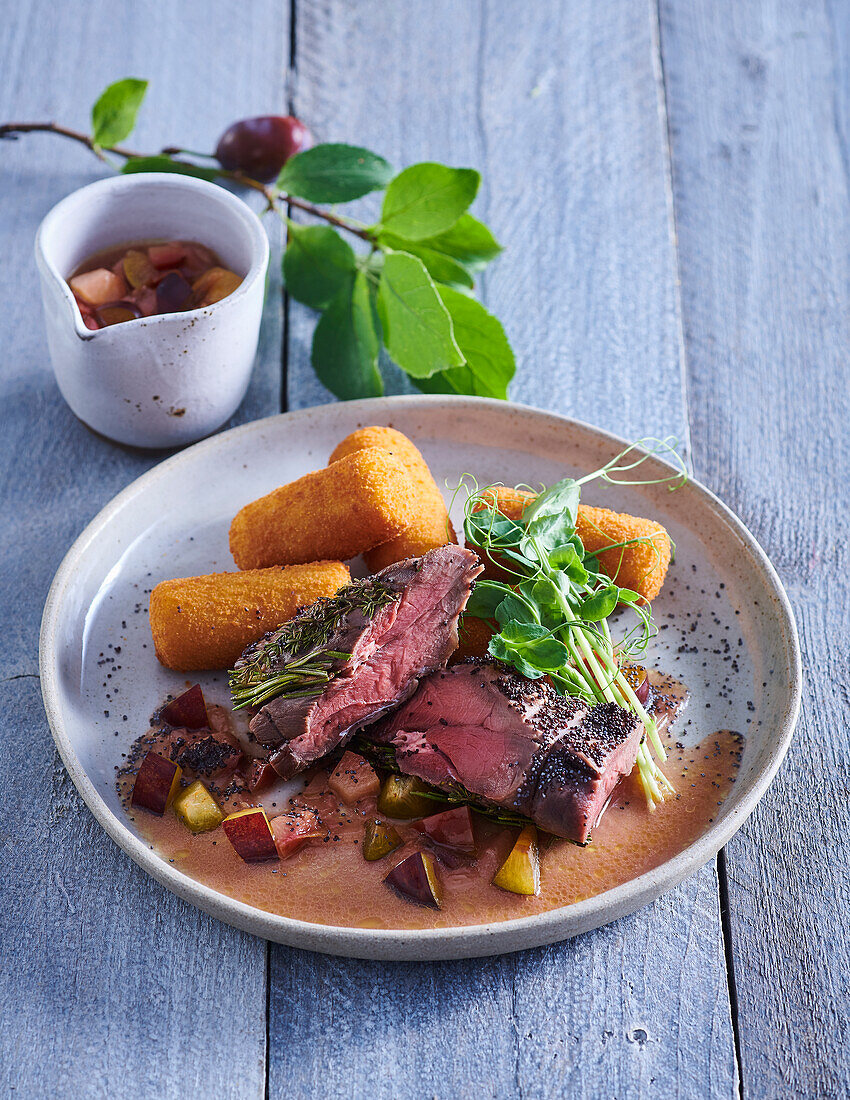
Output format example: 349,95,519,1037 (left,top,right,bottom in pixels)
1,3,847,1097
